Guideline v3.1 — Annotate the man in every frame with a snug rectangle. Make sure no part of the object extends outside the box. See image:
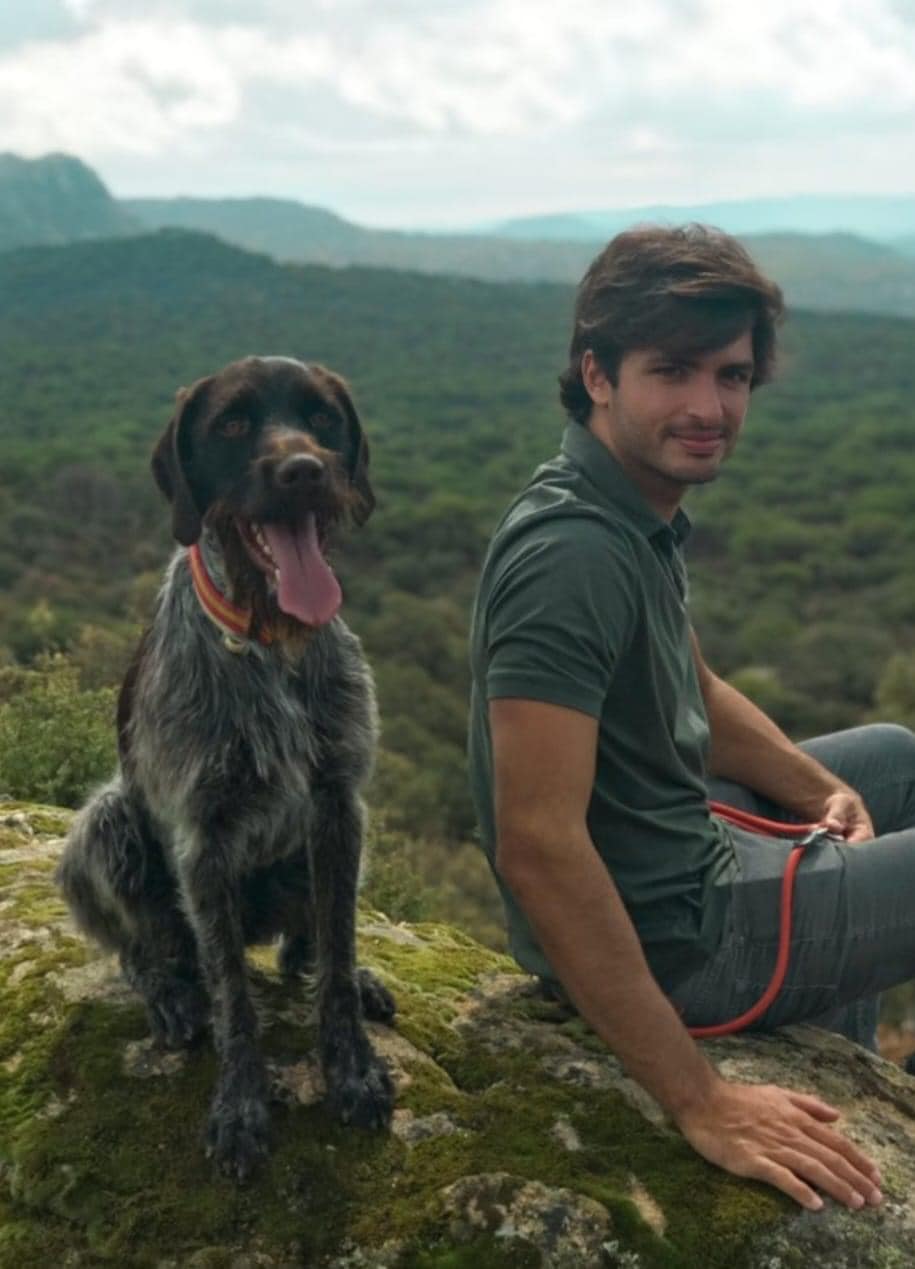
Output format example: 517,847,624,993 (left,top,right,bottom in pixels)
469,225,915,1211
